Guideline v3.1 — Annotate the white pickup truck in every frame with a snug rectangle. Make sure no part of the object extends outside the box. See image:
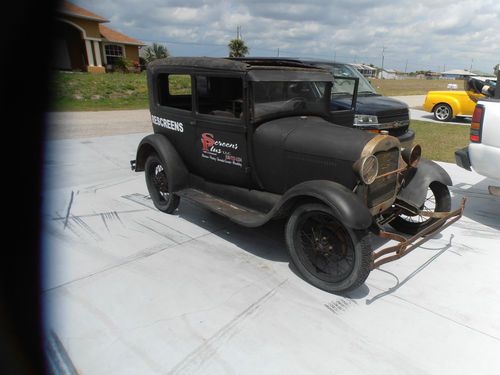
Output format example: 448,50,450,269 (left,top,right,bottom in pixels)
455,74,500,196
